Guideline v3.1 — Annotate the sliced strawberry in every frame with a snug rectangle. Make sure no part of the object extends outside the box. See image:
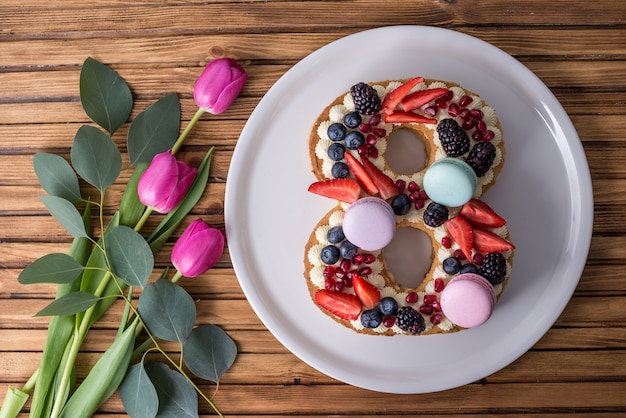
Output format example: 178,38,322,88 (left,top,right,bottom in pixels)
308,178,361,203
344,152,379,196
459,199,507,228
381,76,424,114
473,228,515,253
352,273,381,309
384,110,437,124
400,88,451,112
359,155,397,200
445,216,473,260
314,289,363,320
